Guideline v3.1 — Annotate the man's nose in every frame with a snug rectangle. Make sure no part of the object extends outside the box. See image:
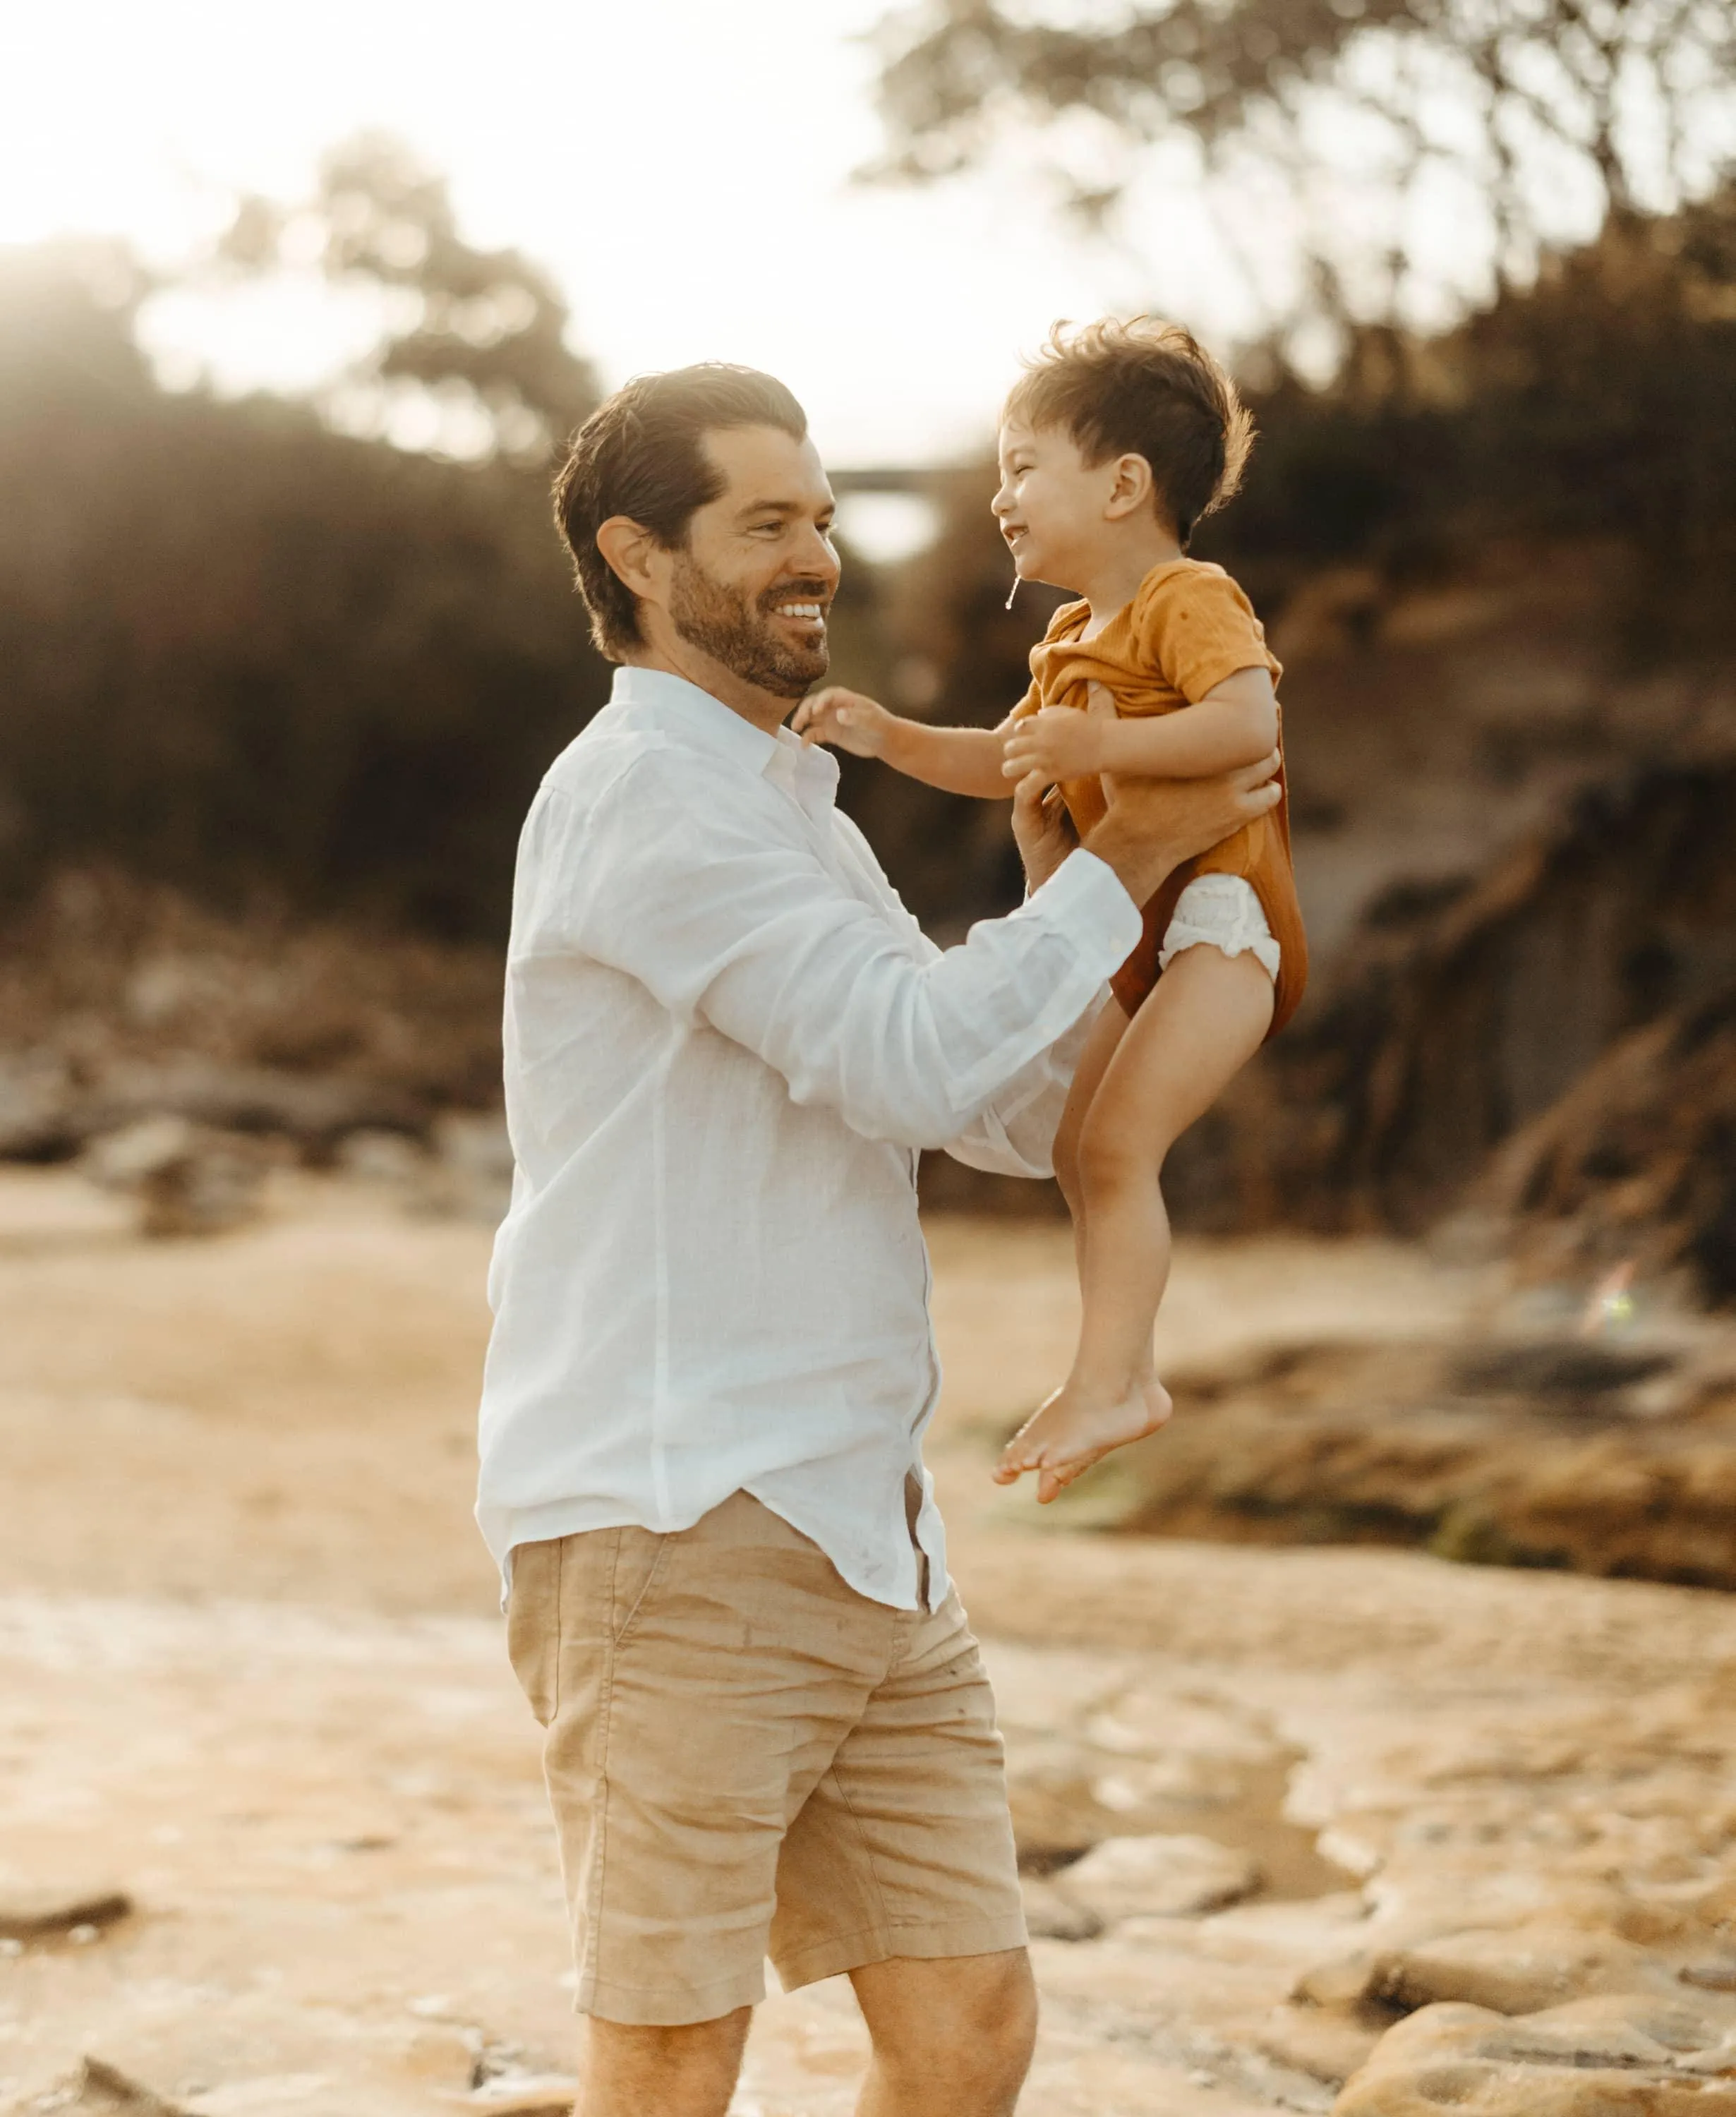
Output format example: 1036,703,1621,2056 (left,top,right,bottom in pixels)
794,520,841,584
